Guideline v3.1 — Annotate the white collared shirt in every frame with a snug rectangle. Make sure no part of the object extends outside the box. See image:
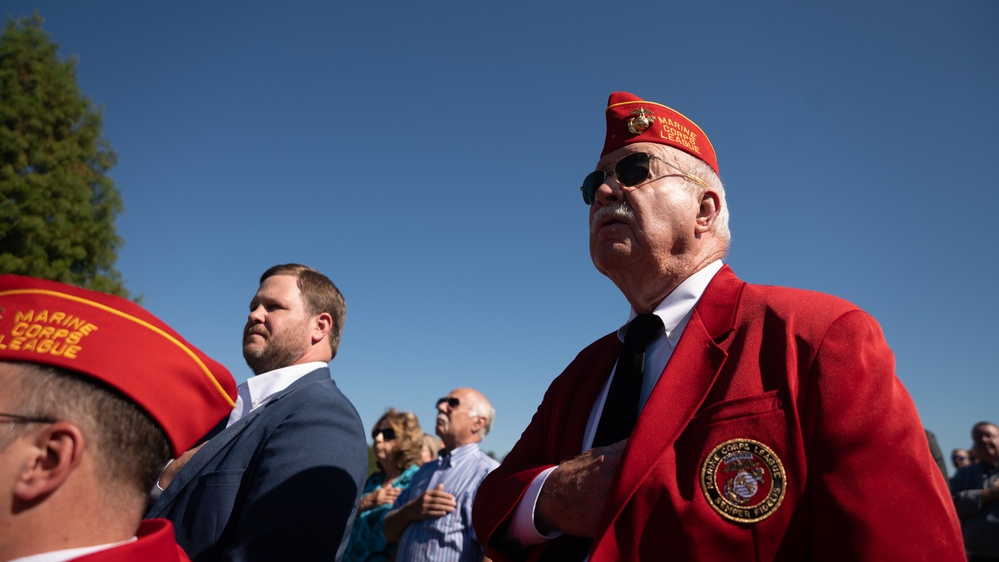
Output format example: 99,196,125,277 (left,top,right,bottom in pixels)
9,538,136,562
227,361,328,427
508,260,724,547
581,260,723,450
